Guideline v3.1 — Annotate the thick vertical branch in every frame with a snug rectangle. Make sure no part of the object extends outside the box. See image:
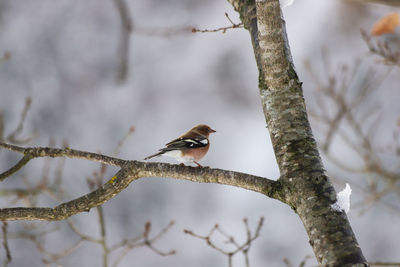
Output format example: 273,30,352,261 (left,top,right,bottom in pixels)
228,0,368,265
255,0,322,179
